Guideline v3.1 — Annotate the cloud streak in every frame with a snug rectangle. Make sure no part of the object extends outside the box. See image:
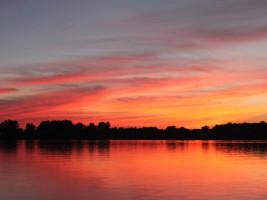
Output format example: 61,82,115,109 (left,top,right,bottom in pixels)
1,0,267,127
0,88,17,94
